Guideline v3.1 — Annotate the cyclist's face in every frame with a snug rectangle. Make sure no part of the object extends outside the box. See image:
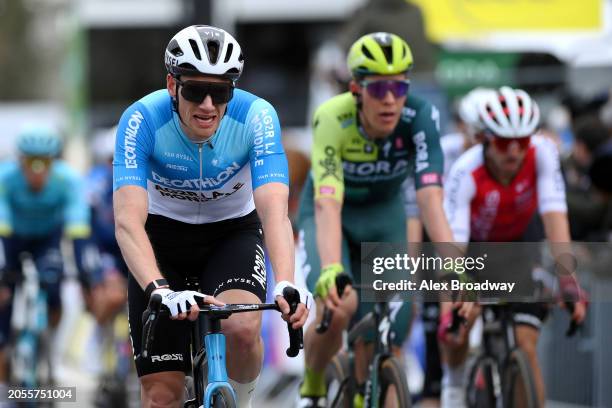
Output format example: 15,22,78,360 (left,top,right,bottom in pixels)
351,74,409,139
167,74,231,141
20,156,52,192
488,135,531,175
